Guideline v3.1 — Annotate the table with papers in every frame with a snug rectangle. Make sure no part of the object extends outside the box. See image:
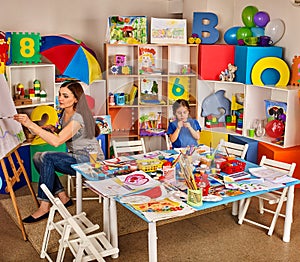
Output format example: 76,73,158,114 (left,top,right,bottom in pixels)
72,149,300,262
